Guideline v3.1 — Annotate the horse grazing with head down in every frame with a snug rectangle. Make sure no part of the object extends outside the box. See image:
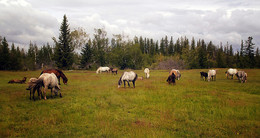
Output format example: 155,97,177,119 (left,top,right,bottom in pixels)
167,73,176,85
118,71,138,88
41,69,68,85
144,68,150,79
8,77,27,84
236,71,247,83
34,73,61,100
169,69,181,80
208,69,216,81
200,72,208,81
26,78,42,101
225,68,238,79
96,67,110,74
110,67,118,75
